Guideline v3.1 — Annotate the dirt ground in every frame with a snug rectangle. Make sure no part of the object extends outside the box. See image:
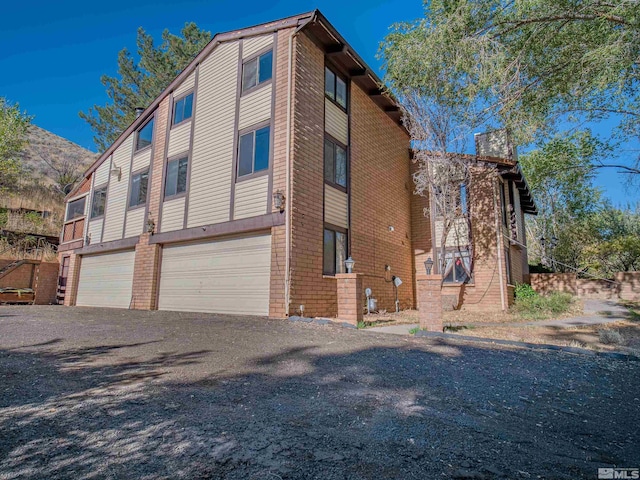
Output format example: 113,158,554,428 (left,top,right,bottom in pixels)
363,301,640,355
1,305,639,479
